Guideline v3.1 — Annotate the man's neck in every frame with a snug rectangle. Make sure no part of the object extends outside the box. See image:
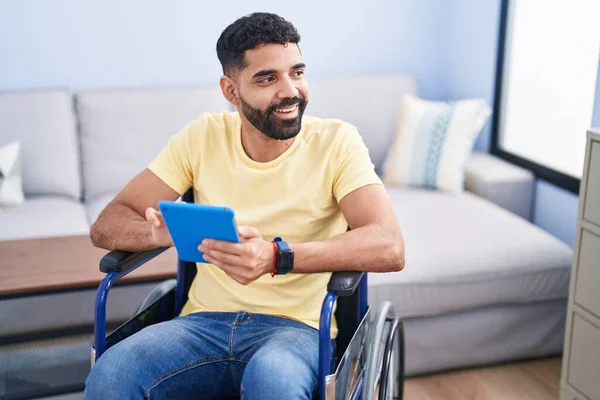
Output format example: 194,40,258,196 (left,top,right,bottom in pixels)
239,120,295,163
